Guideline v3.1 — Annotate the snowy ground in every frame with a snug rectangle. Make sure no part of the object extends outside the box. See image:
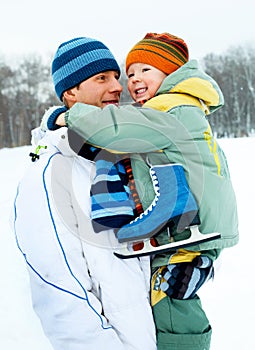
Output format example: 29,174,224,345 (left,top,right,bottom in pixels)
0,138,254,349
